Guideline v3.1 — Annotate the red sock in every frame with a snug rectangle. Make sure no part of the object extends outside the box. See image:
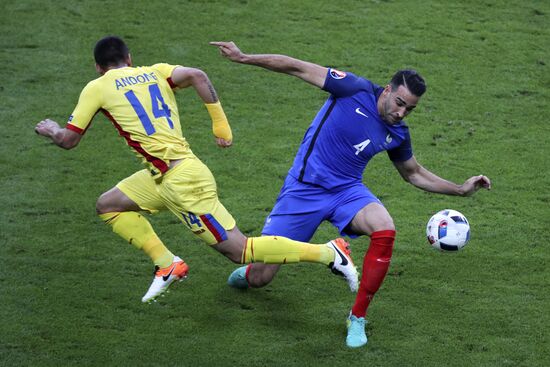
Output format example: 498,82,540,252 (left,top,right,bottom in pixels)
351,230,396,318
245,263,253,283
